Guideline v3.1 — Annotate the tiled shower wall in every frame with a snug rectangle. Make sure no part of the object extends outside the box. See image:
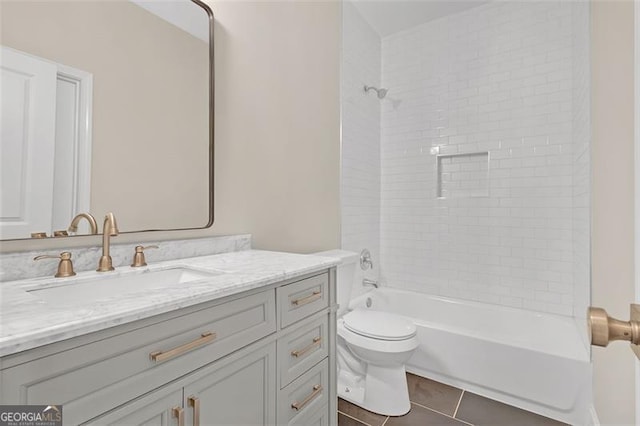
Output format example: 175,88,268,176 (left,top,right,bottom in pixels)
378,1,590,316
571,0,591,341
341,1,381,284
